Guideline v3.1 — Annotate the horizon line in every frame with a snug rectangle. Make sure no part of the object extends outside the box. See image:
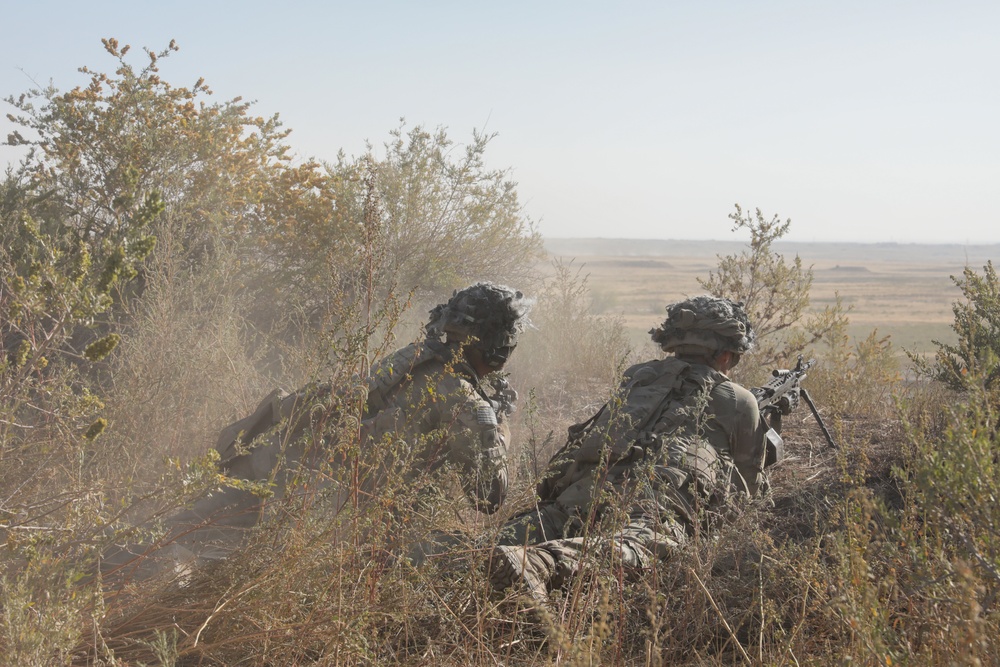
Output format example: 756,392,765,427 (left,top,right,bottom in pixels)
542,236,1000,247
